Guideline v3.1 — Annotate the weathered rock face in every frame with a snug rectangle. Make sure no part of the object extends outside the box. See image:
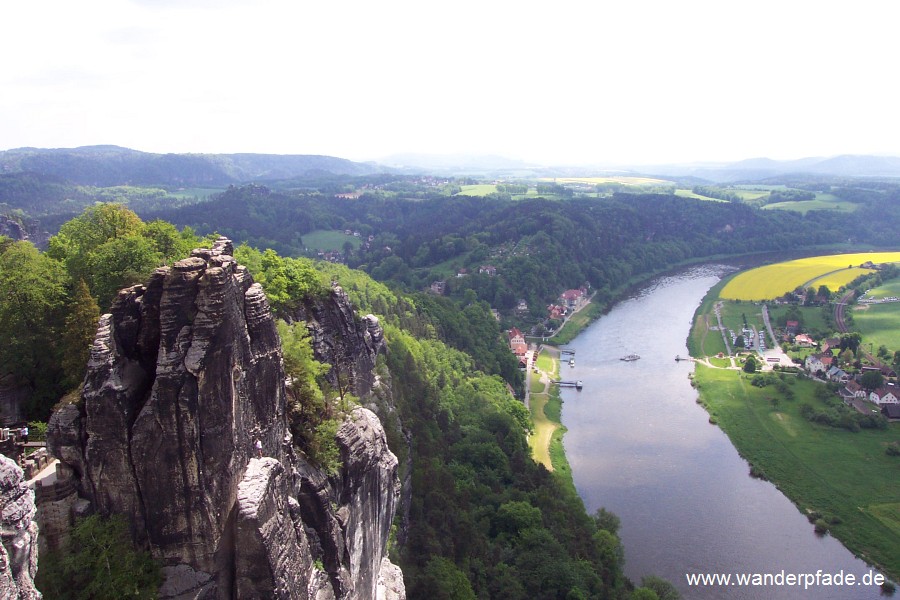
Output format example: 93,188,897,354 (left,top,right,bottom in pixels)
0,215,49,249
0,455,41,600
290,286,385,399
46,238,403,599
